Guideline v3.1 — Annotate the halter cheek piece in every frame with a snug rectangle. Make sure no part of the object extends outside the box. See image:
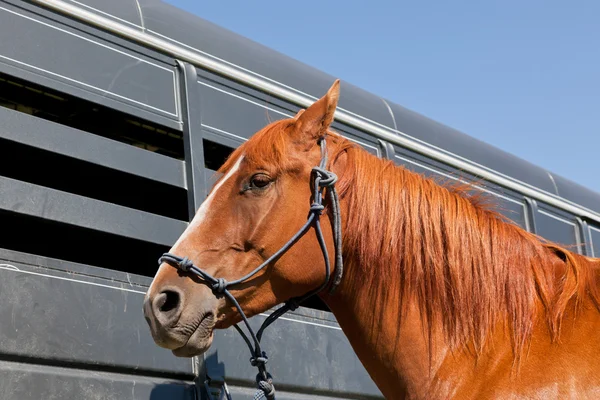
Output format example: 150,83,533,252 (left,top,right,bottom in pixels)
158,137,343,400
